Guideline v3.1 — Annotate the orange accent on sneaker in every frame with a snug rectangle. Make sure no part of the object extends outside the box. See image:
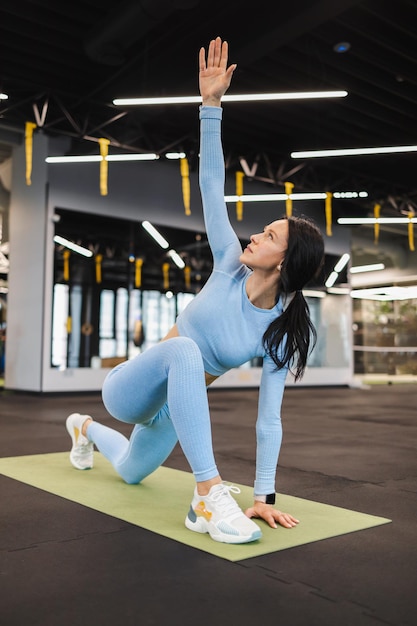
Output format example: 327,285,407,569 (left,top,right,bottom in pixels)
195,501,212,521
74,426,80,443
